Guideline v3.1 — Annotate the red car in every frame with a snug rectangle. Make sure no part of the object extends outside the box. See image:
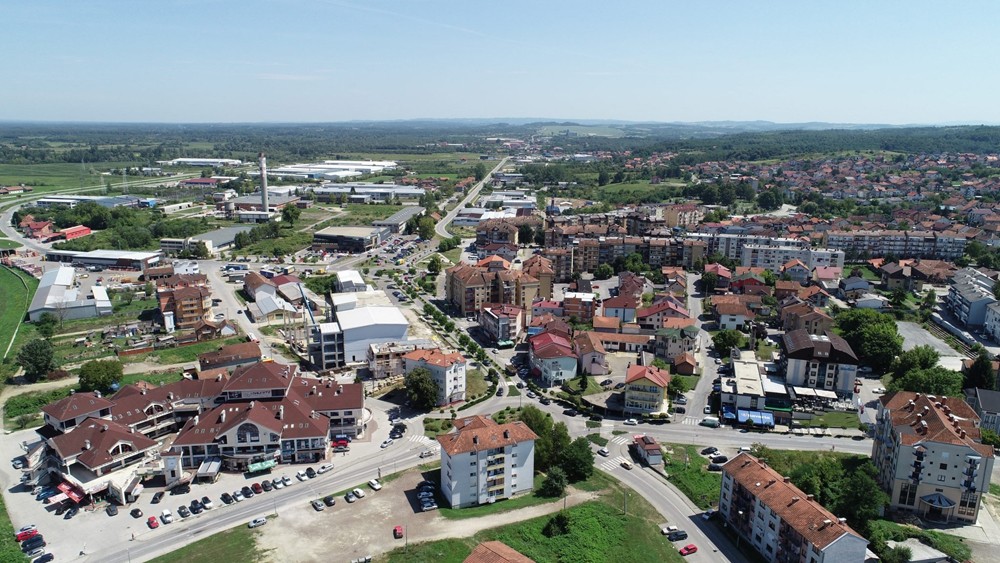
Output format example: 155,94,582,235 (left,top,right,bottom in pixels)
15,529,39,542
252,482,264,495
147,516,160,529
679,544,698,556
393,525,404,539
